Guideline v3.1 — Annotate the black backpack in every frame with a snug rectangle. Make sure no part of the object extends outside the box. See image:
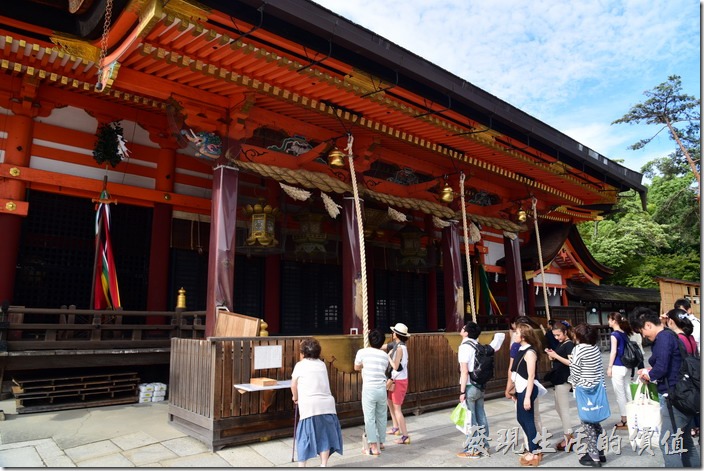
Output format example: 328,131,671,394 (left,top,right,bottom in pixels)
467,341,495,389
620,333,644,369
664,329,700,416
